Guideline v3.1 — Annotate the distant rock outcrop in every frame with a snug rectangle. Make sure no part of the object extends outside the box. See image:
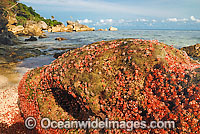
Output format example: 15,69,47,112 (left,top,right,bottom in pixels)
109,26,118,31
97,28,108,31
47,21,95,33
